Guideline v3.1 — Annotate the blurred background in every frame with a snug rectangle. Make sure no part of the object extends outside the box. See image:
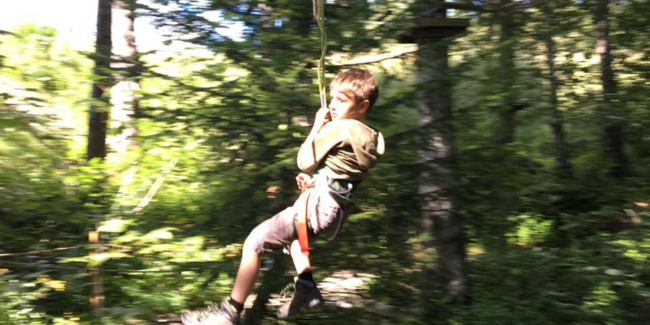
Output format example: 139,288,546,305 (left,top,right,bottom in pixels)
1,0,650,324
